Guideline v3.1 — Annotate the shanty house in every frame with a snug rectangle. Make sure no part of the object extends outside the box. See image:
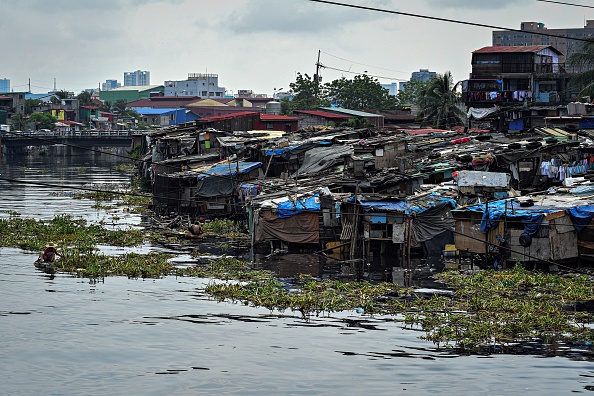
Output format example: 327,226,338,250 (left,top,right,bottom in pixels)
464,45,569,131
